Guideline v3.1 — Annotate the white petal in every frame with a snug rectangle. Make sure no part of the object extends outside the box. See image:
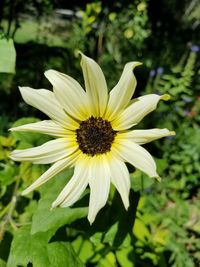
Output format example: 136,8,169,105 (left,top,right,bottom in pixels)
10,120,69,137
10,137,78,164
44,70,88,120
113,139,159,178
80,53,108,117
109,155,130,209
112,94,170,131
105,62,142,120
21,151,80,195
119,128,176,145
19,87,79,130
52,154,89,208
88,155,110,224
